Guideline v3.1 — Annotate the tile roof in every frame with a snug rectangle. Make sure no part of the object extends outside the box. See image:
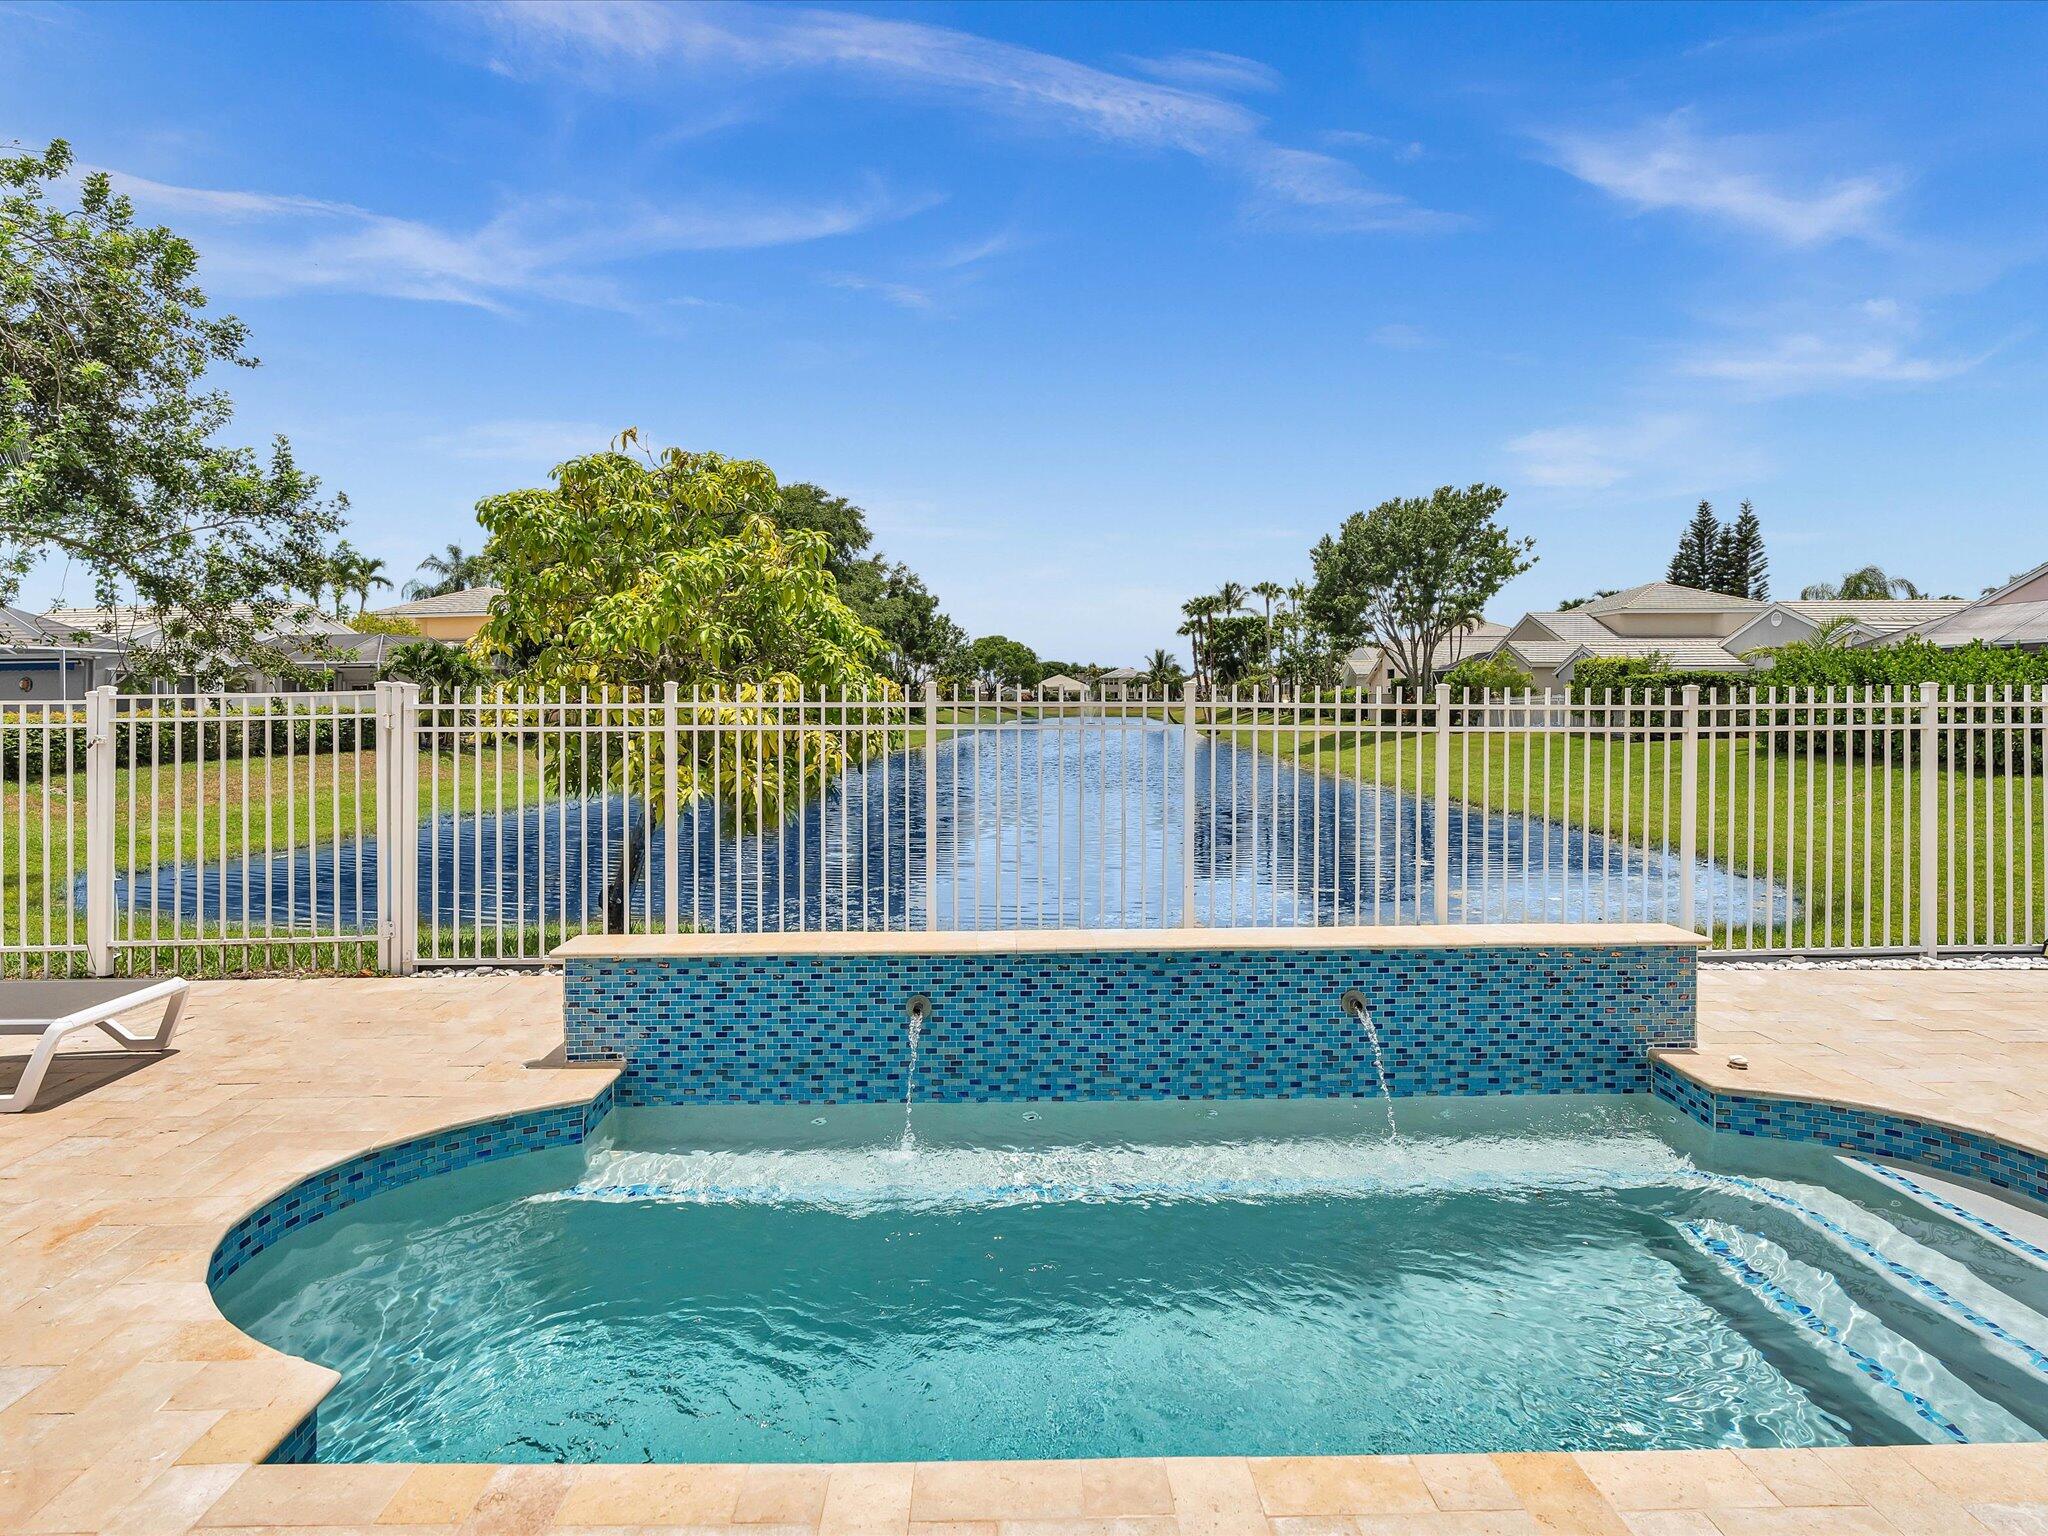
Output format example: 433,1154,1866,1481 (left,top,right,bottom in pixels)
1565,639,1748,670
1579,582,1765,615
0,606,118,648
1894,599,2048,648
1778,599,1968,632
379,586,502,618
